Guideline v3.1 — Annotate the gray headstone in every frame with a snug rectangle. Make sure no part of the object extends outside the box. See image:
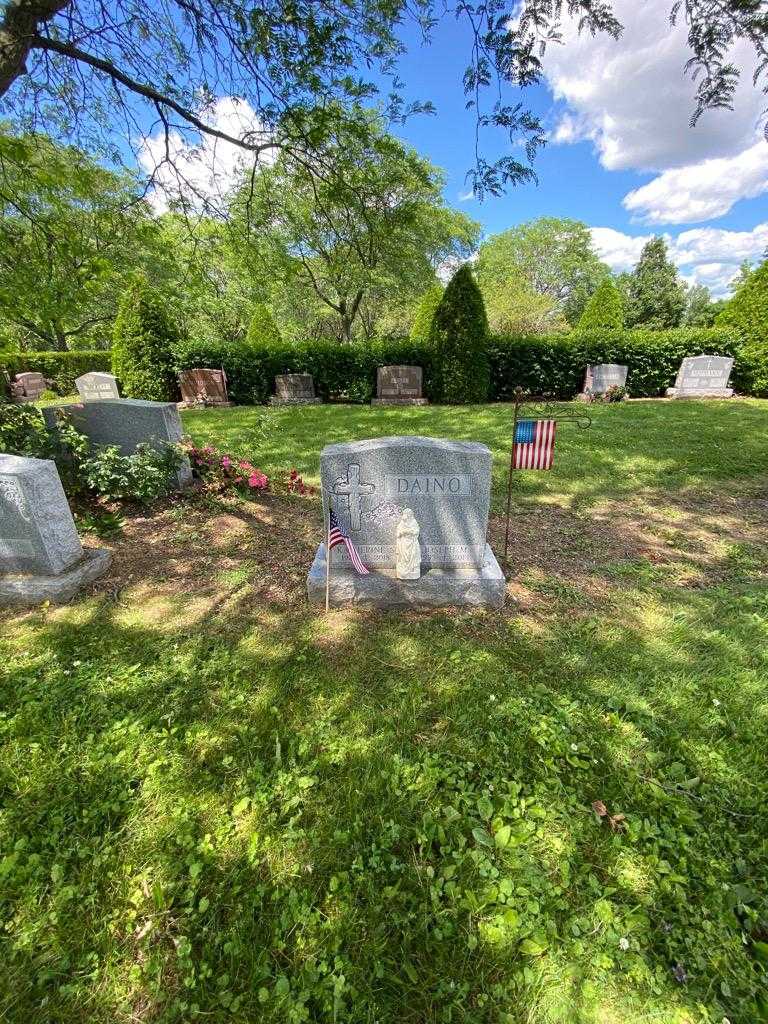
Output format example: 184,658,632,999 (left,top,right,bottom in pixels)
321,436,491,569
583,363,628,395
270,373,321,405
178,368,230,406
0,454,83,574
75,372,120,402
667,355,734,398
43,399,192,488
372,366,429,406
